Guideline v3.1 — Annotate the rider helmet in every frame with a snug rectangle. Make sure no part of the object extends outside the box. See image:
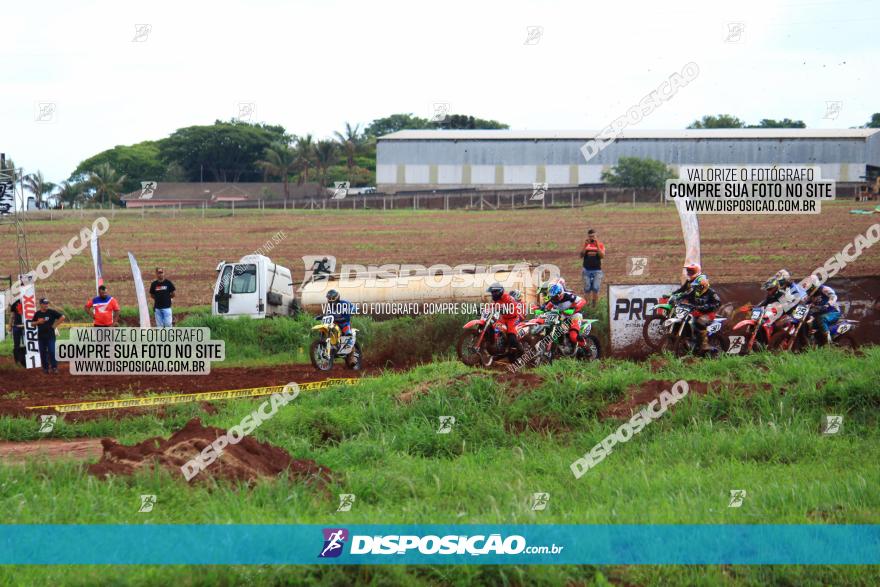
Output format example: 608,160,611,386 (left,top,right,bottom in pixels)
806,274,822,295
762,277,779,294
684,263,701,280
509,289,523,302
487,283,505,301
326,289,340,302
774,269,791,288
693,275,710,295
548,283,564,300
